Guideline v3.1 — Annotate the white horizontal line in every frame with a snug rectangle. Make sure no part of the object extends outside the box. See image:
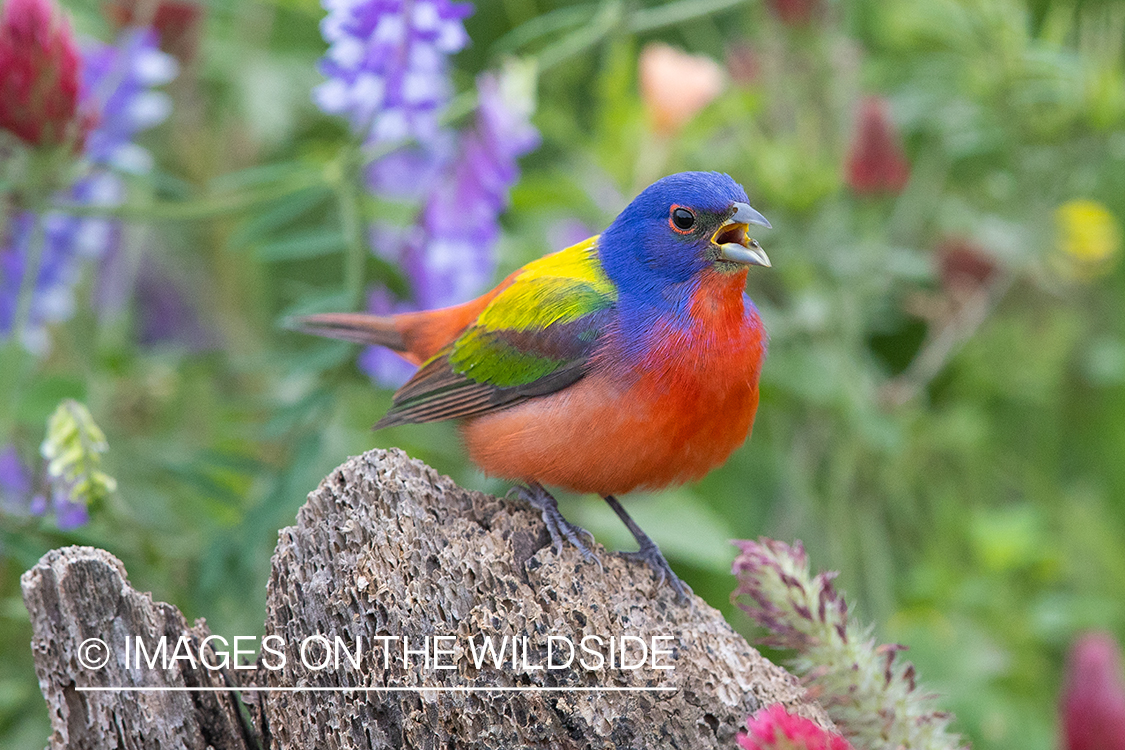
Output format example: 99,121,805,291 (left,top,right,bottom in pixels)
77,686,676,693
